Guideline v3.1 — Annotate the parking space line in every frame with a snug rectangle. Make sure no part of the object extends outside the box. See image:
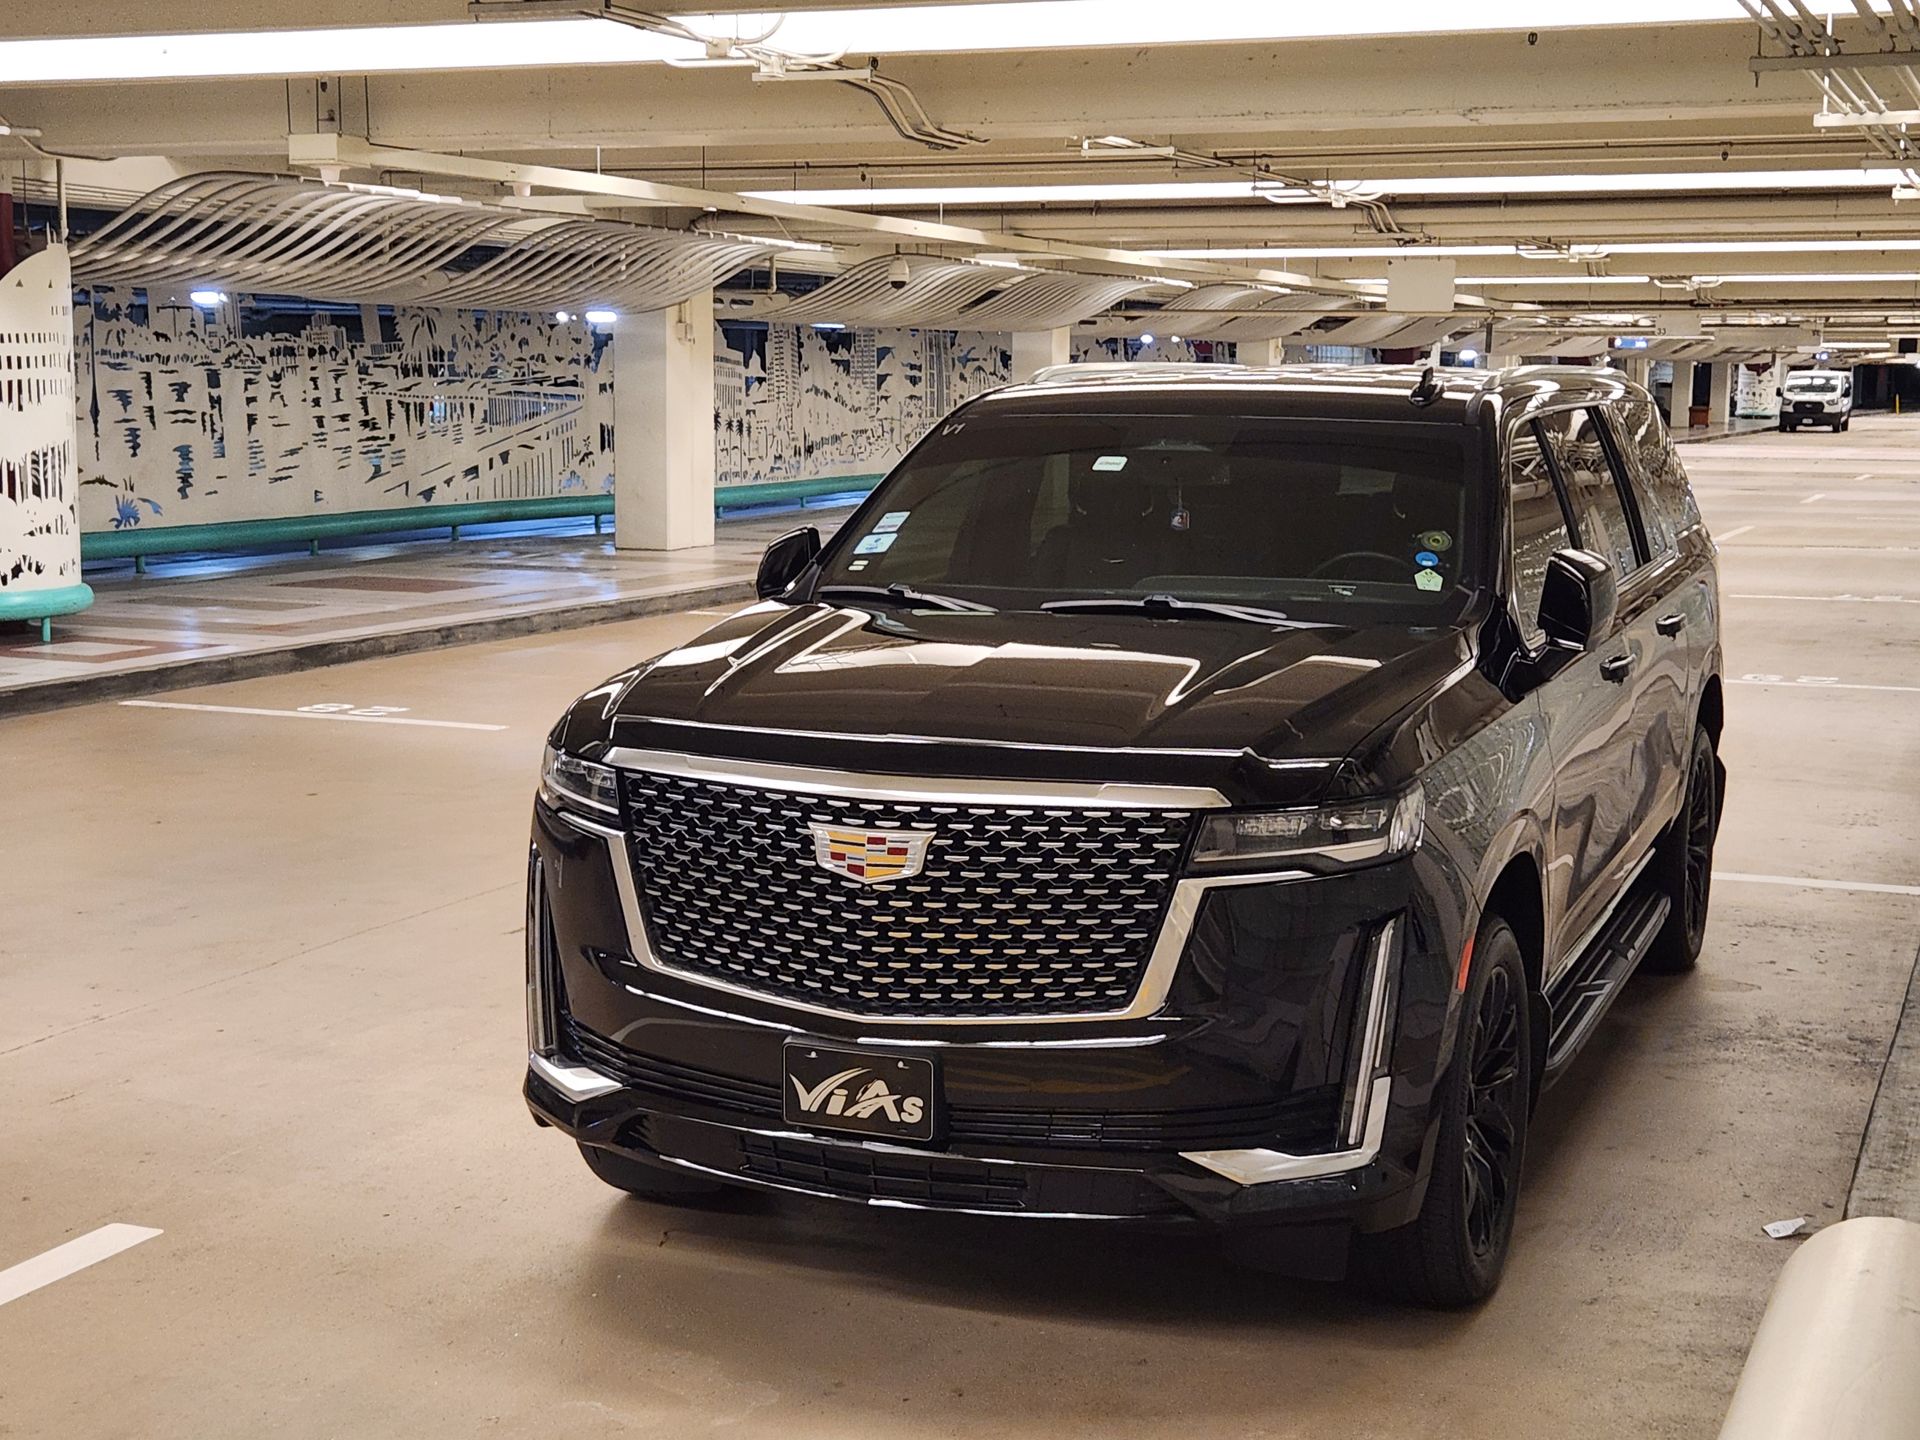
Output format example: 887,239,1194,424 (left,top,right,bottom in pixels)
0,1225,163,1309
1716,872,1920,899
1801,492,1827,504
1730,677,1920,695
1730,592,1920,605
119,700,507,731
1716,524,1756,541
